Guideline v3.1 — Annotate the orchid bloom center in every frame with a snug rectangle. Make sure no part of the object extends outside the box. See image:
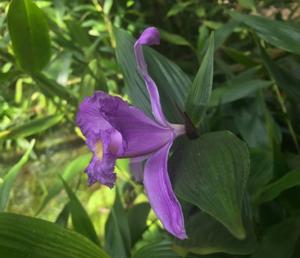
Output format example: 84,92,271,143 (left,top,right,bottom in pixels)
94,140,104,160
